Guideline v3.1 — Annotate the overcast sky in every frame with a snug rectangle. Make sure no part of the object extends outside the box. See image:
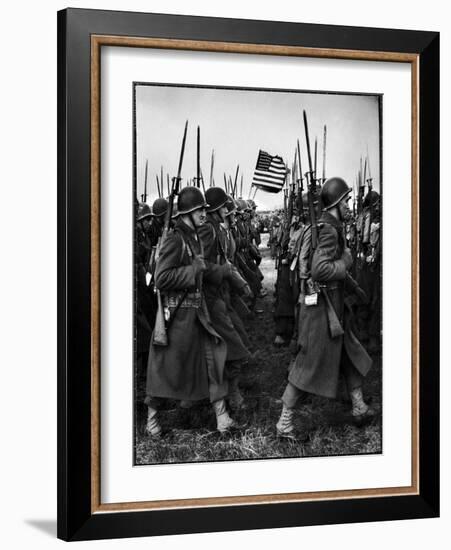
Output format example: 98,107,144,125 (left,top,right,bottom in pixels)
135,84,381,211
